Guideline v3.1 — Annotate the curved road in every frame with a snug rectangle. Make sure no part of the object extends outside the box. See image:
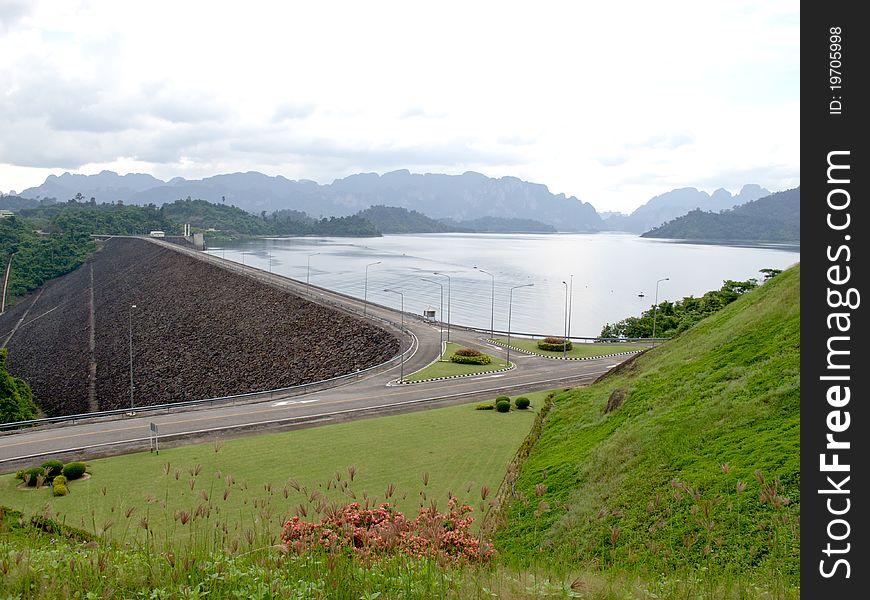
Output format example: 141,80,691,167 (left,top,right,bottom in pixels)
0,239,637,471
